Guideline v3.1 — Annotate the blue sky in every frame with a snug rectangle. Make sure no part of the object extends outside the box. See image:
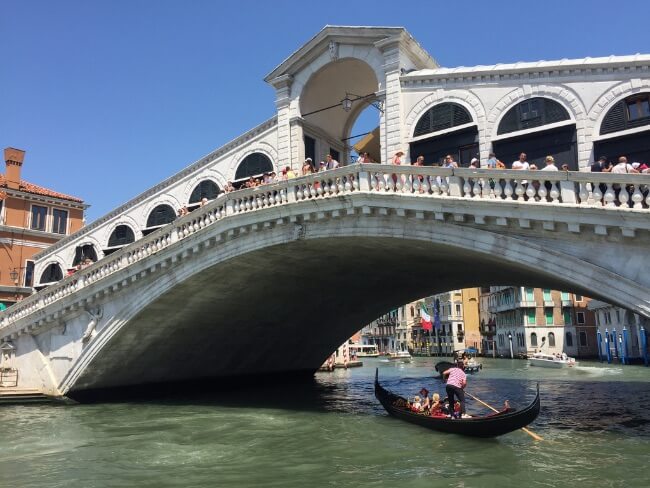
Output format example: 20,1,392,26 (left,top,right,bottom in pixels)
2,0,647,222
